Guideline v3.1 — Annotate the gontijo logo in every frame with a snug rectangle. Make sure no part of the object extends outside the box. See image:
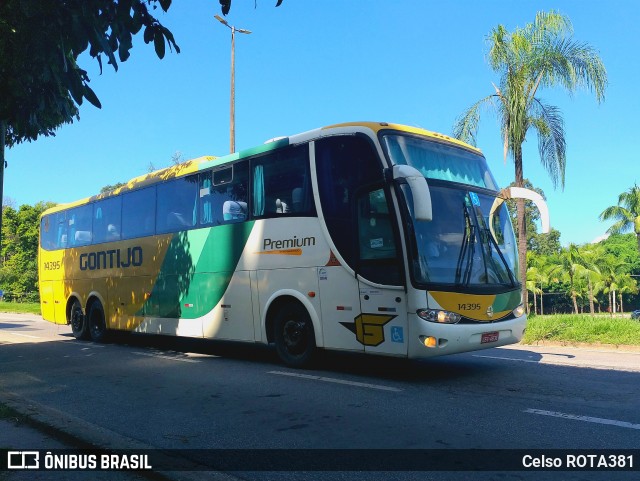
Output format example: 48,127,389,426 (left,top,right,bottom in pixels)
79,246,143,270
